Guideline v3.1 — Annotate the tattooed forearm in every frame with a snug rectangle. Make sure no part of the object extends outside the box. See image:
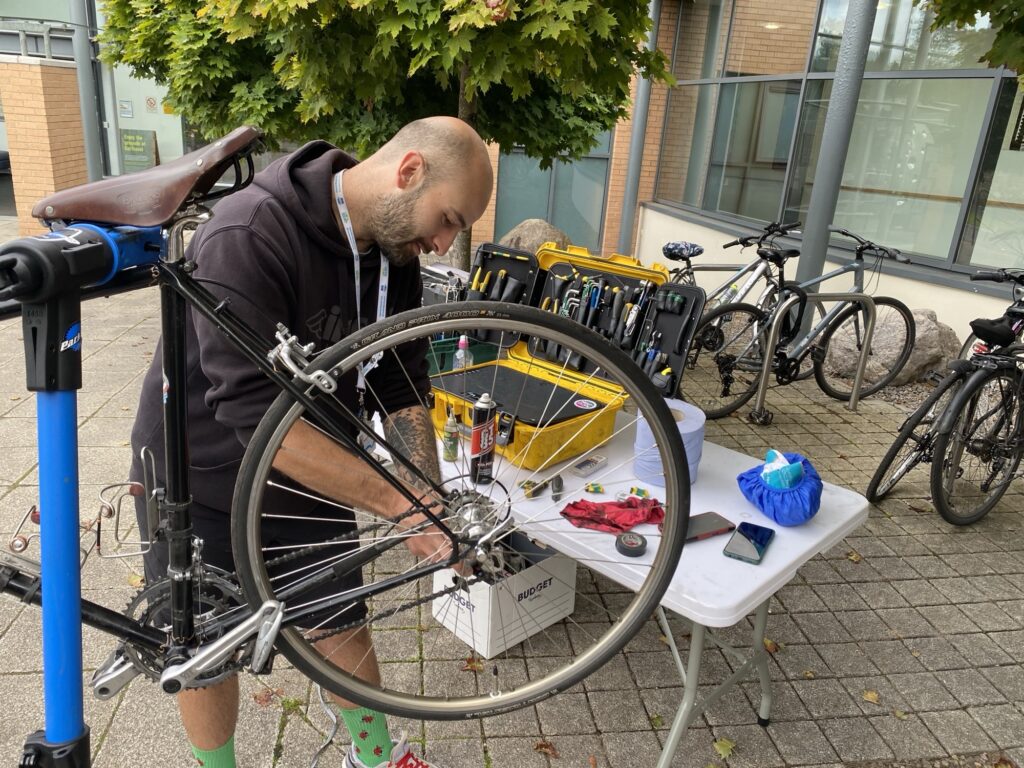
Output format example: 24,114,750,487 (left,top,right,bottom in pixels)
383,405,442,489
